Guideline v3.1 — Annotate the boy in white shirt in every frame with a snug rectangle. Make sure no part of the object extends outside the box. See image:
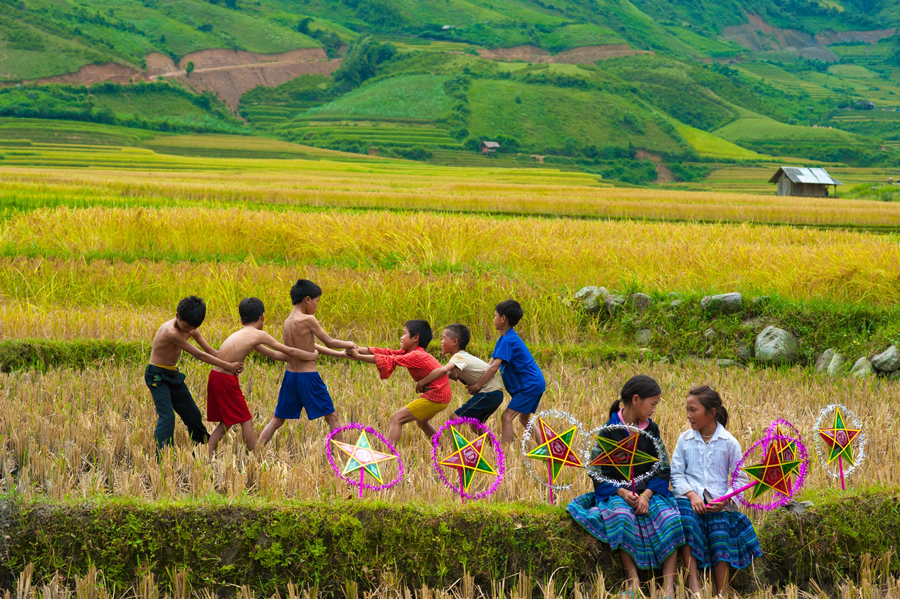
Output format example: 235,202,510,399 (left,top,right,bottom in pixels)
416,324,504,430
